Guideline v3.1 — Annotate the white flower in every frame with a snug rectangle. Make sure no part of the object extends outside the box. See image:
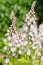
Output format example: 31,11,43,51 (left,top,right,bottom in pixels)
30,23,38,37
31,37,35,41
29,32,33,36
39,23,43,34
30,17,34,22
12,53,16,56
40,32,43,36
7,30,9,33
17,44,21,48
29,42,31,44
19,39,22,43
8,43,13,47
4,39,7,42
11,47,16,52
32,46,36,49
21,42,24,45
32,43,37,49
5,59,9,64
32,41,41,49
32,56,35,59
23,24,28,31
22,33,27,40
18,50,22,54
26,49,31,55
27,21,31,26
30,25,34,31
14,39,18,43
23,41,28,46
7,36,11,40
5,33,9,36
35,50,41,56
26,51,30,55
25,16,29,22
3,46,7,52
